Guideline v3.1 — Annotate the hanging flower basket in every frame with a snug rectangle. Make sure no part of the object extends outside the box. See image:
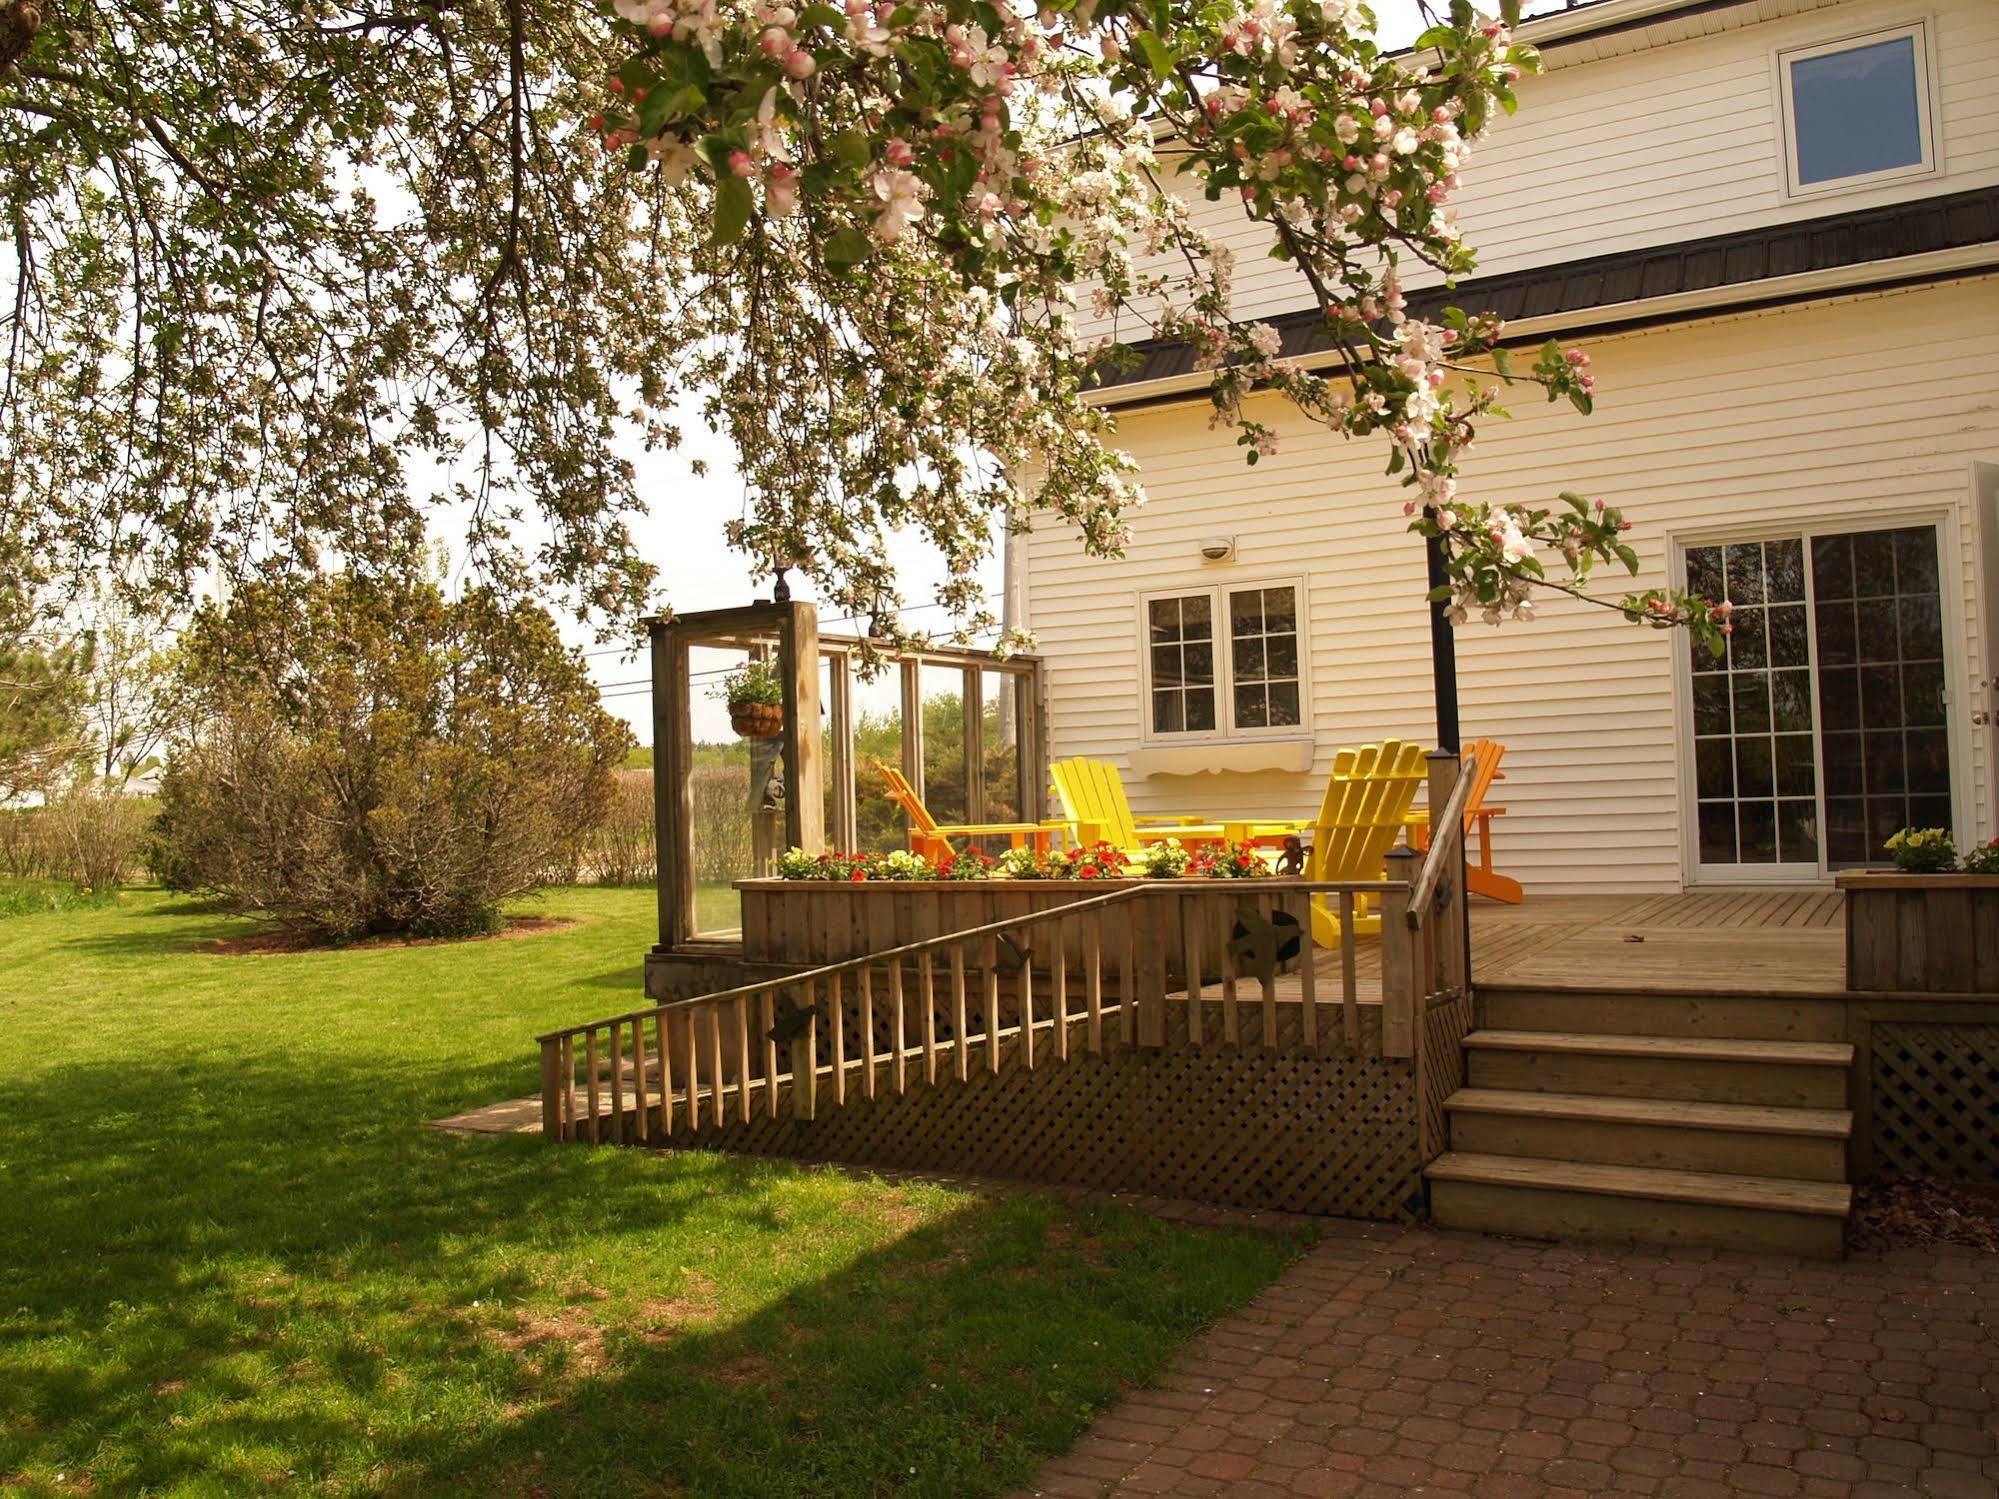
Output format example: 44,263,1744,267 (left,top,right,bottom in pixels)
729,701,785,739
717,660,785,739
